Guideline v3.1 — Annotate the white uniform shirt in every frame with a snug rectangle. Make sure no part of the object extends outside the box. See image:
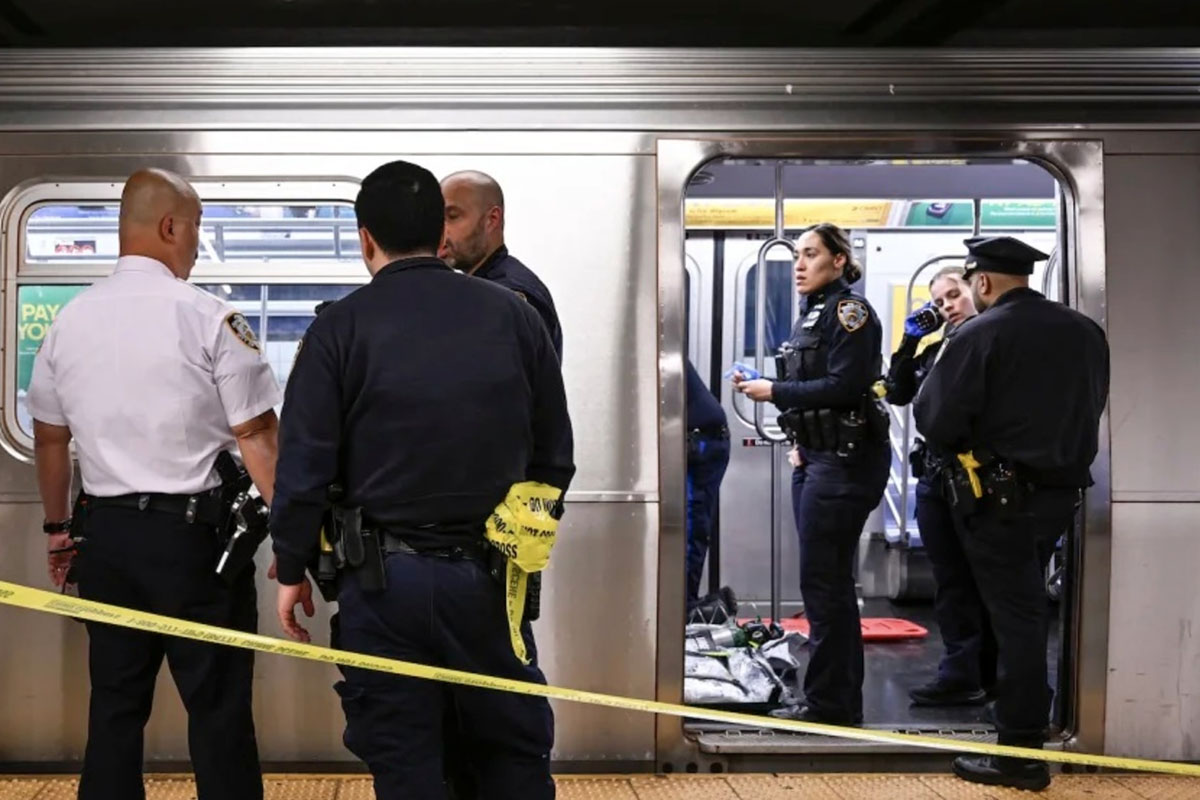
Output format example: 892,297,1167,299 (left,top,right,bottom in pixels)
26,255,282,497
